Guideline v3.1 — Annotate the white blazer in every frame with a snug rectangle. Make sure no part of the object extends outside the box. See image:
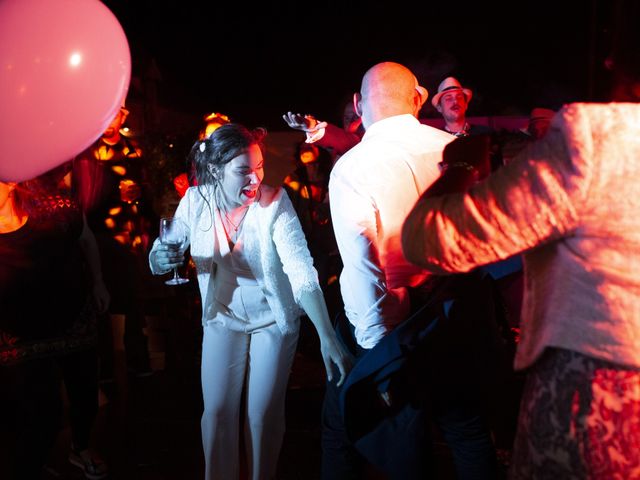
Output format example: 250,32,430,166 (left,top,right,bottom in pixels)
150,184,320,335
